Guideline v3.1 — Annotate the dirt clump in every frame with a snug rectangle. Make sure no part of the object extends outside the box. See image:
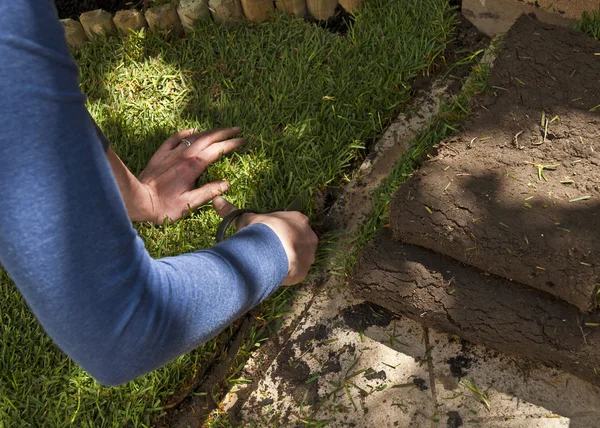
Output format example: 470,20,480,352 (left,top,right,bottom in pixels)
447,355,473,378
273,358,320,407
447,411,464,428
340,302,394,331
412,377,429,391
